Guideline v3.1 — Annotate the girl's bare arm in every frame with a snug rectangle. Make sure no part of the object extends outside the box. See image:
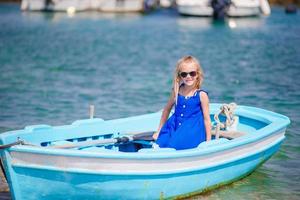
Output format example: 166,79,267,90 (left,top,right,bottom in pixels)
200,91,211,141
